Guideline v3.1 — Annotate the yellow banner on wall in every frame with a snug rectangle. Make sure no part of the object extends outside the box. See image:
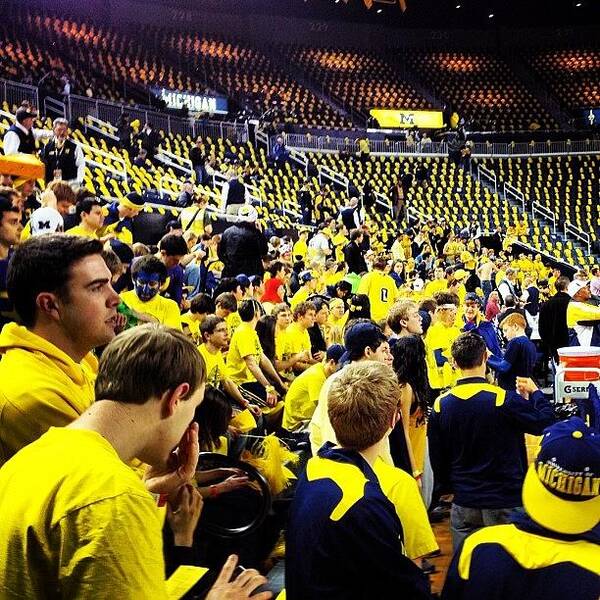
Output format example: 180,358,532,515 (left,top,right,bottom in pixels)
370,109,444,129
